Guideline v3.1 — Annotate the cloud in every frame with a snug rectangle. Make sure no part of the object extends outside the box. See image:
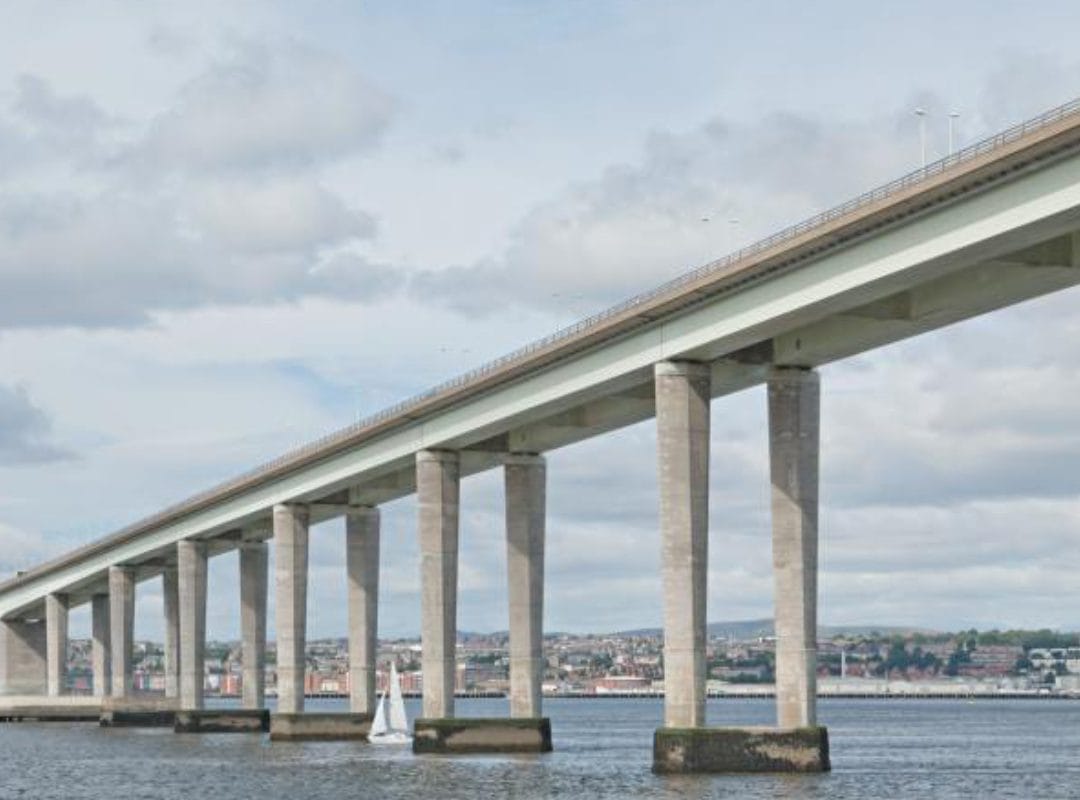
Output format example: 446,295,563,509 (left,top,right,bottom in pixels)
410,107,918,315
0,384,70,465
137,41,394,174
0,43,404,330
182,176,376,254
